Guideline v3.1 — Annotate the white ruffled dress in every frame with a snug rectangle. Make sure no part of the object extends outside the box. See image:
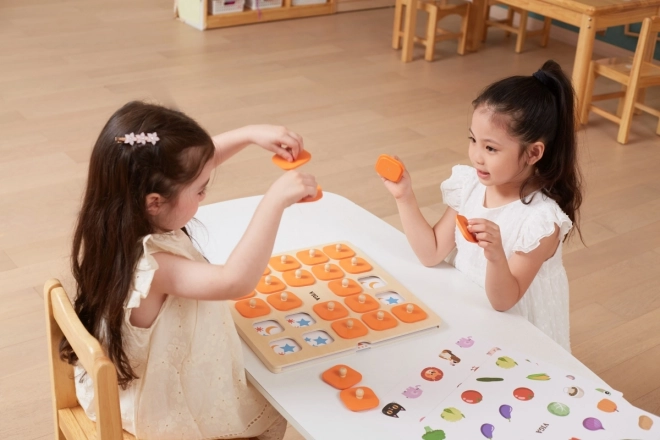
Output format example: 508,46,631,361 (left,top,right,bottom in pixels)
441,165,573,352
74,229,282,439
